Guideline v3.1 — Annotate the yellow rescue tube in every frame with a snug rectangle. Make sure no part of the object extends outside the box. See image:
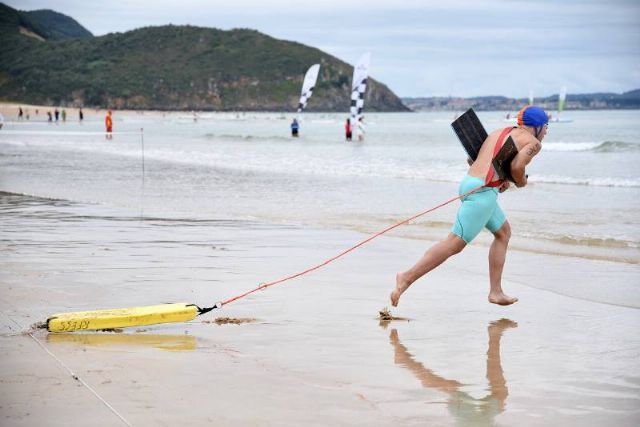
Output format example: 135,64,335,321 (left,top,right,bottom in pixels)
46,303,199,332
